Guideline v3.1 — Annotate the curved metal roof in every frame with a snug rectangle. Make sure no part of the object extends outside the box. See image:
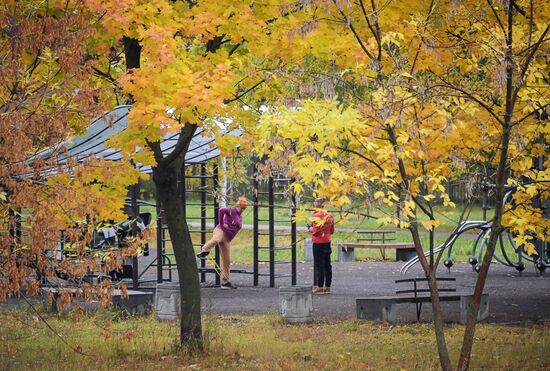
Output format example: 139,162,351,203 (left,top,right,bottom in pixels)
27,106,232,175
